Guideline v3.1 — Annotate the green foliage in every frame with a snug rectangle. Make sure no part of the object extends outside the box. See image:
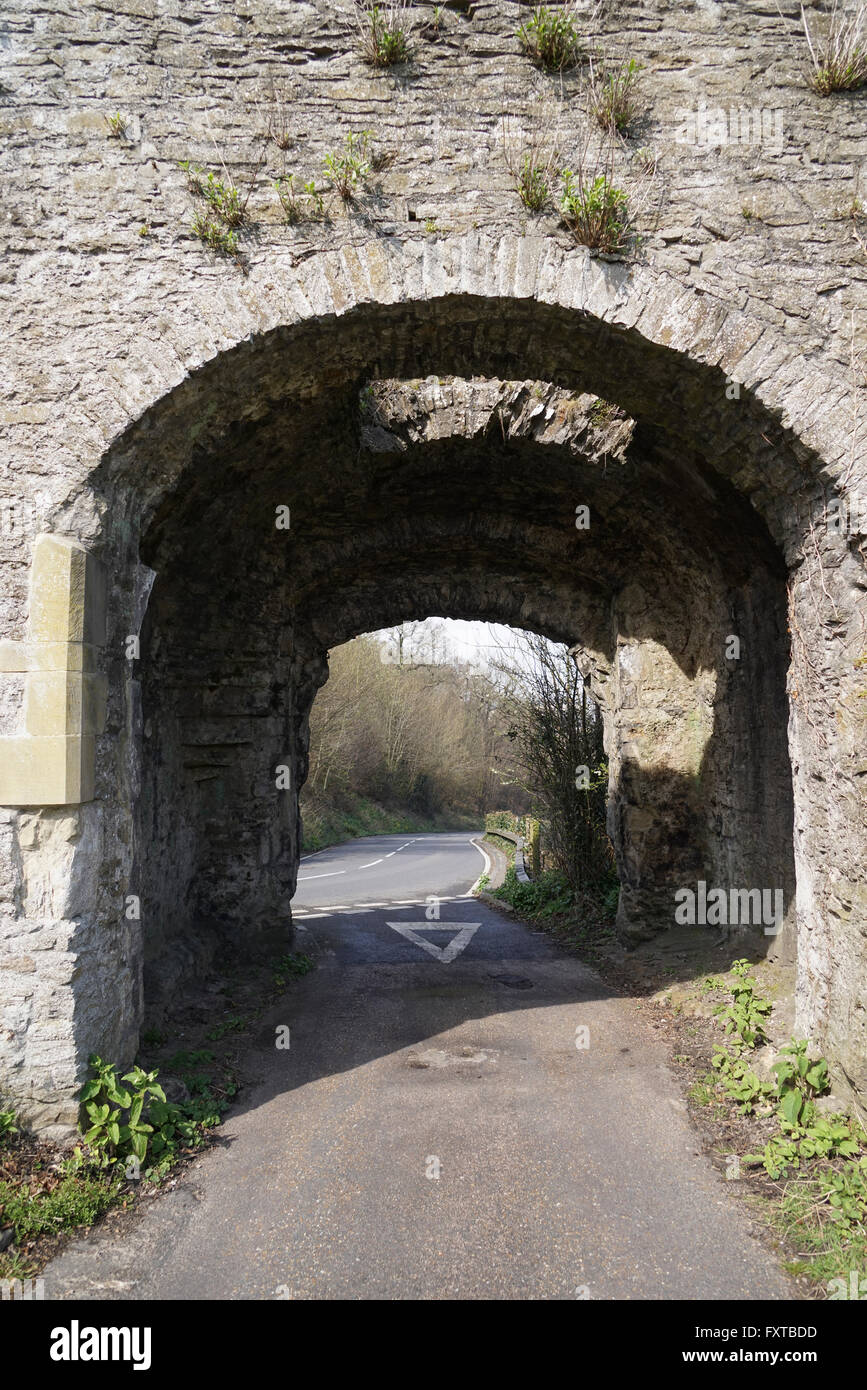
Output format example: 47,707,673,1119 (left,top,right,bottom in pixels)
516,153,552,212
560,170,629,254
494,864,575,918
275,174,325,224
324,131,372,200
588,397,618,425
140,1027,166,1048
190,211,239,257
0,1109,18,1142
205,1014,247,1041
79,1056,165,1168
273,952,314,986
772,1038,830,1127
104,112,127,139
601,880,620,918
816,1158,867,1229
711,1048,772,1114
165,1048,215,1072
714,958,771,1052
744,1115,861,1180
0,1171,122,1240
587,58,643,134
76,1053,225,1182
687,1076,716,1108
517,5,581,71
180,164,244,226
359,3,413,67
